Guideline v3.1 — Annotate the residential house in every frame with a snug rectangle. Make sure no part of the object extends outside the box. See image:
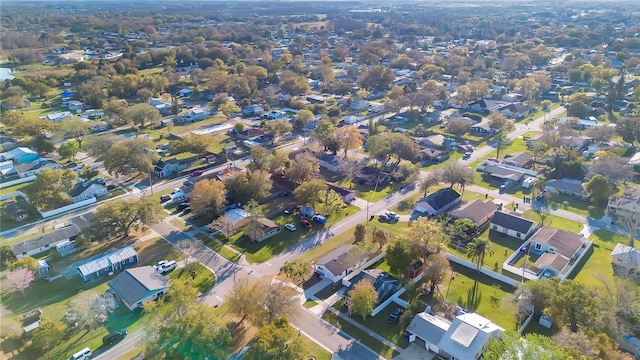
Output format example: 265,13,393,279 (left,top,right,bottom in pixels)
243,104,264,116
68,179,108,203
423,134,446,149
448,200,499,229
316,153,342,173
3,201,29,222
222,208,251,231
407,311,503,360
314,244,369,283
563,135,589,150
306,95,327,104
414,188,462,217
185,108,208,121
355,167,391,186
503,151,533,169
350,99,370,110
0,136,17,150
357,124,369,141
498,102,529,119
154,158,188,178
67,100,84,112
469,119,494,134
15,160,61,178
11,224,81,259
287,147,315,161
607,186,640,218
489,211,538,240
263,110,286,120
1,147,39,164
544,178,589,200
150,99,173,116
468,99,503,113
481,163,537,187
108,266,170,311
177,88,193,98
346,269,401,306
77,246,139,282
327,182,356,204
176,63,199,76
40,111,73,122
610,243,640,273
252,218,281,242
0,160,17,178
529,227,588,278
237,128,265,140
420,148,449,164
